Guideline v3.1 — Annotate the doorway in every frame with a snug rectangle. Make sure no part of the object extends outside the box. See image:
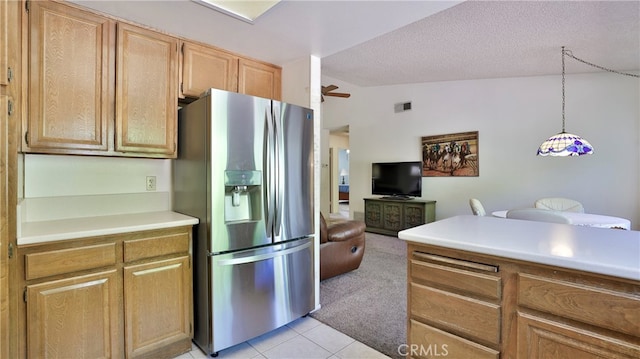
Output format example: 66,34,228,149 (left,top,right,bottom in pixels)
328,127,349,219
337,148,349,218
